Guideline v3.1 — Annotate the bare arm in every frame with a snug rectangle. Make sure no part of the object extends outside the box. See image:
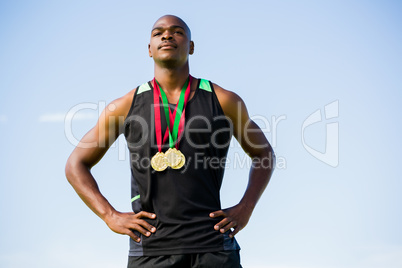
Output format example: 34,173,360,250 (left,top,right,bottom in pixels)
65,89,156,242
210,84,275,237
